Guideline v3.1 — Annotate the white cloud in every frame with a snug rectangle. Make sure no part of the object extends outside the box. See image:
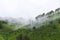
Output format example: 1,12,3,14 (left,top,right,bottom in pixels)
0,0,60,19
